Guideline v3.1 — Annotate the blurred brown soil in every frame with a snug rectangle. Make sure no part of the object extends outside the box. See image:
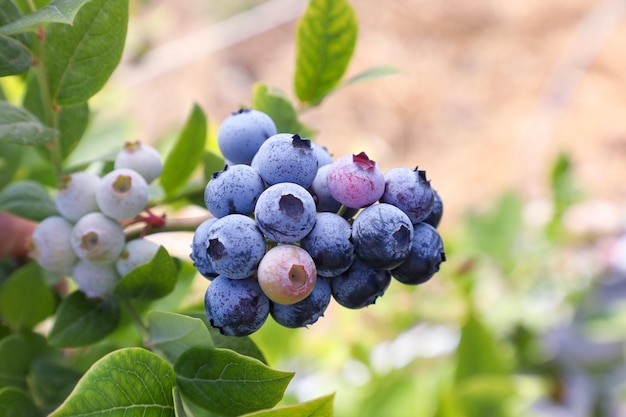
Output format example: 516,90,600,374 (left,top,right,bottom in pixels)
115,0,626,232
